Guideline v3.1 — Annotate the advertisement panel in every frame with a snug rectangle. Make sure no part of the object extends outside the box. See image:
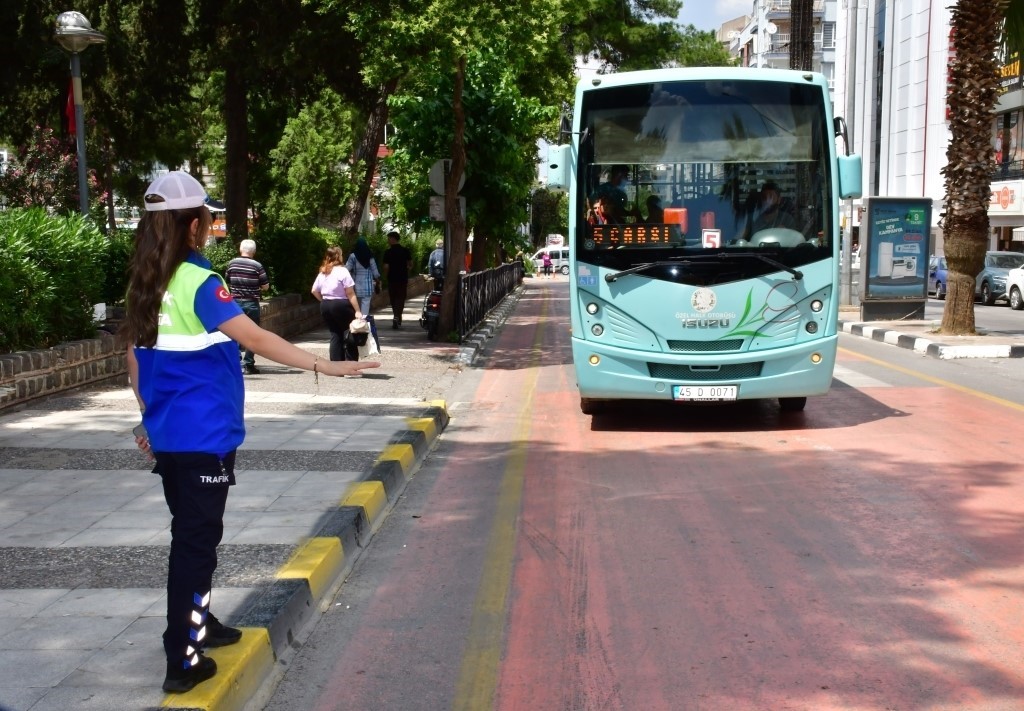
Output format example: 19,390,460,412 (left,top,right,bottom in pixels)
861,197,932,320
